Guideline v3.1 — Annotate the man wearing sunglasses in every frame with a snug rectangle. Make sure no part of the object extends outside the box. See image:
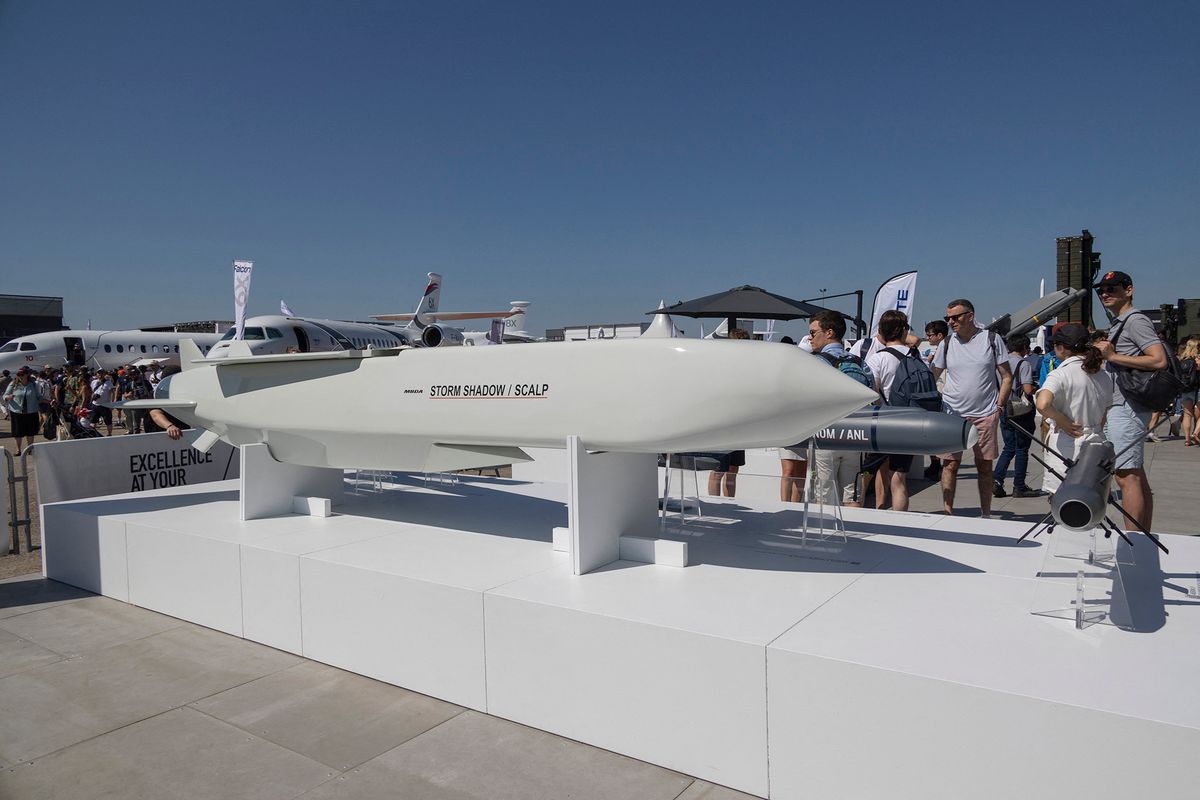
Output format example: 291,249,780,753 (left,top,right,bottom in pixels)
1092,270,1166,534
931,298,1013,518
